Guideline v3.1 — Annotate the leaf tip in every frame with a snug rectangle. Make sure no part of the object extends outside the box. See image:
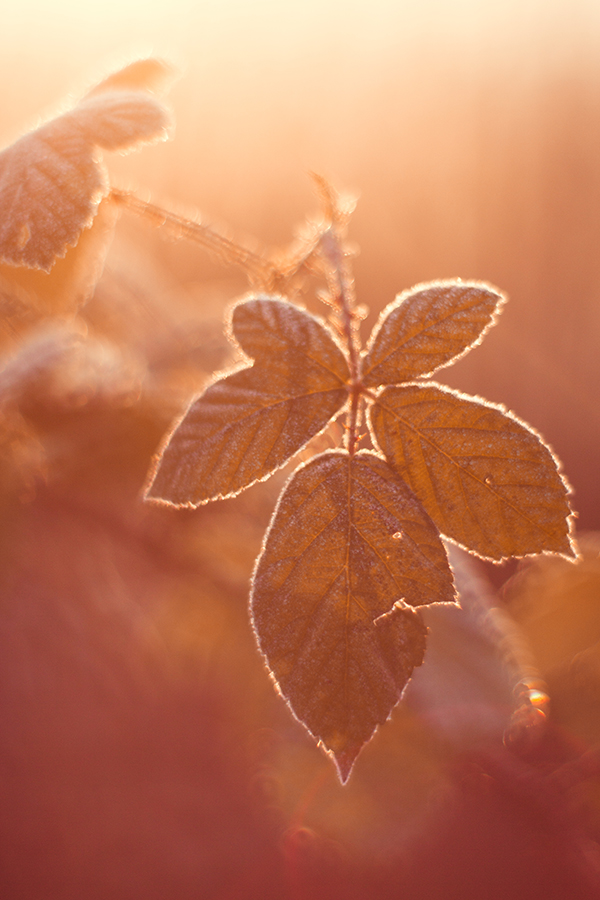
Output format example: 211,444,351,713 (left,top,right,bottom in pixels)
324,733,363,784
550,524,580,562
141,450,185,508
141,476,166,506
332,749,357,784
141,465,197,509
84,56,180,99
